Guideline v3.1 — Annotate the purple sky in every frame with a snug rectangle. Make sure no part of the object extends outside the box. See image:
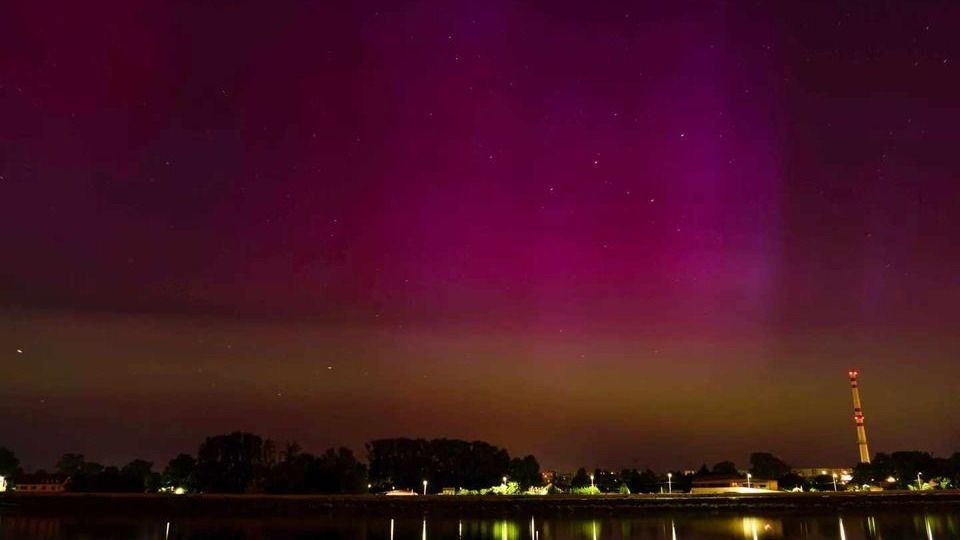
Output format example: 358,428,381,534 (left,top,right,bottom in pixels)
2,1,959,472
